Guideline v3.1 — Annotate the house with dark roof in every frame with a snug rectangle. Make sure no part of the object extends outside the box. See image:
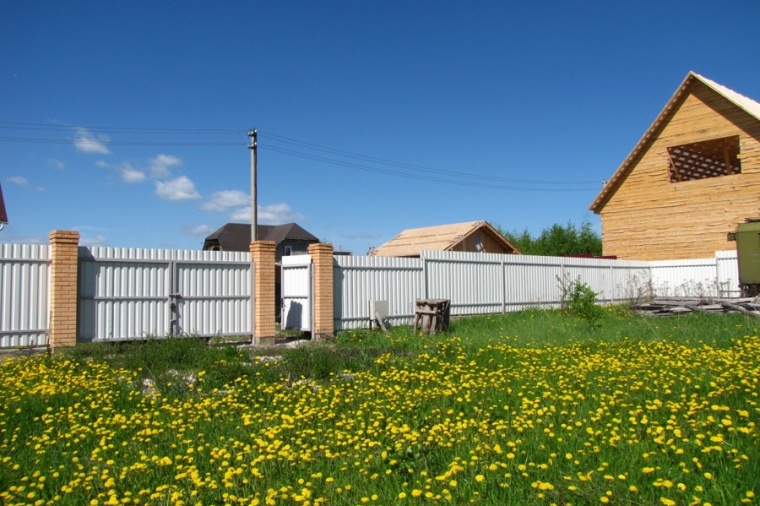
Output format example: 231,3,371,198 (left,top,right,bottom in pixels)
590,71,760,260
203,223,320,262
371,221,520,257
